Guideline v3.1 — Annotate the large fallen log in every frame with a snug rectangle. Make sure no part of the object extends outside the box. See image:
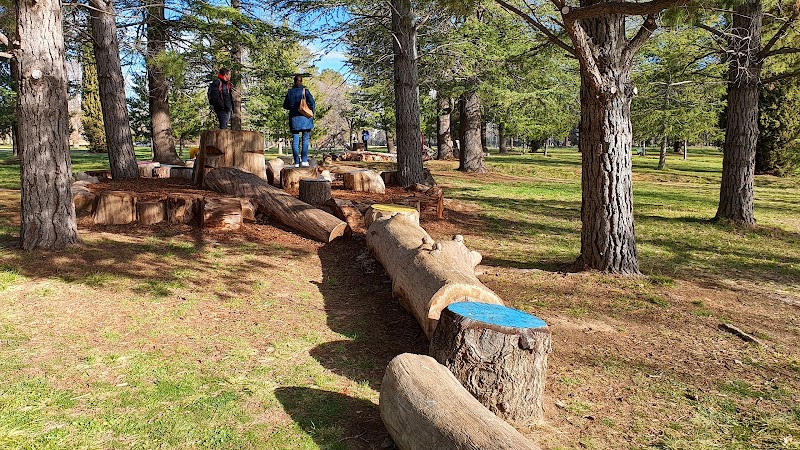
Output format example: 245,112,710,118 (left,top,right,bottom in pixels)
366,214,503,338
430,302,552,424
204,168,349,243
379,353,540,450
